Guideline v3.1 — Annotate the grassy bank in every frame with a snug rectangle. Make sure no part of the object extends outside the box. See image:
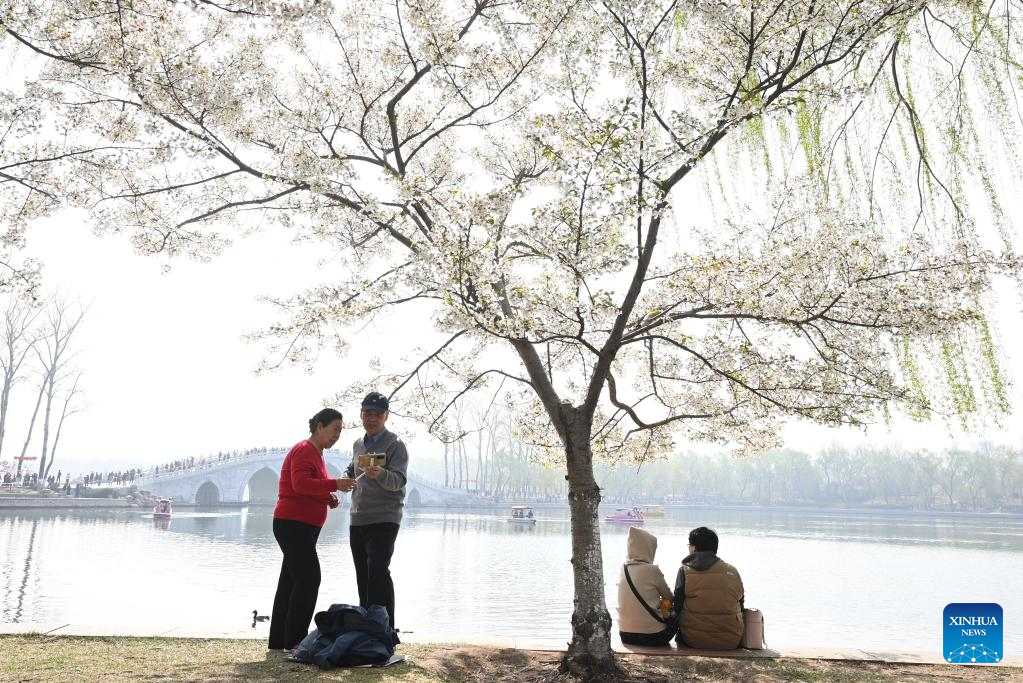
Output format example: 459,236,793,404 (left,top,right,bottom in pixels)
1,634,1020,682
